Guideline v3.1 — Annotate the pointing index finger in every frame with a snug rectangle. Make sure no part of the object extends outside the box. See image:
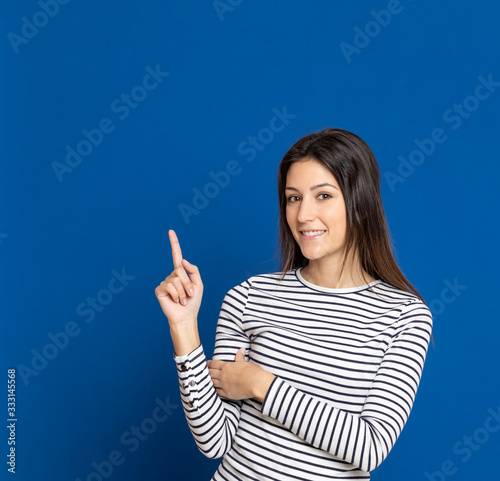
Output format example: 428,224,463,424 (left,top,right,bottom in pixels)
169,229,183,269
